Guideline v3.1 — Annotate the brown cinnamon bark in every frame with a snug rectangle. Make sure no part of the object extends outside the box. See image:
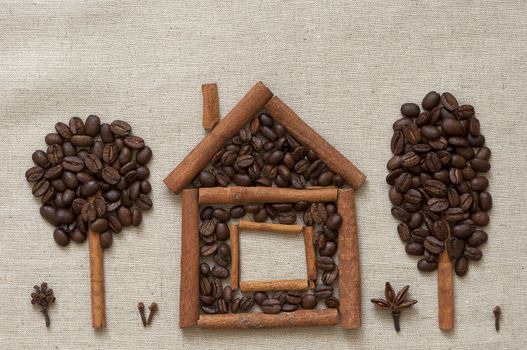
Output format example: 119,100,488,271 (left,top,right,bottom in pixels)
238,220,302,234
88,194,106,329
198,186,338,205
303,226,316,282
239,279,308,293
202,83,220,131
164,81,273,194
197,309,338,329
337,188,361,329
179,189,200,328
229,223,240,290
265,96,366,189
438,244,454,330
